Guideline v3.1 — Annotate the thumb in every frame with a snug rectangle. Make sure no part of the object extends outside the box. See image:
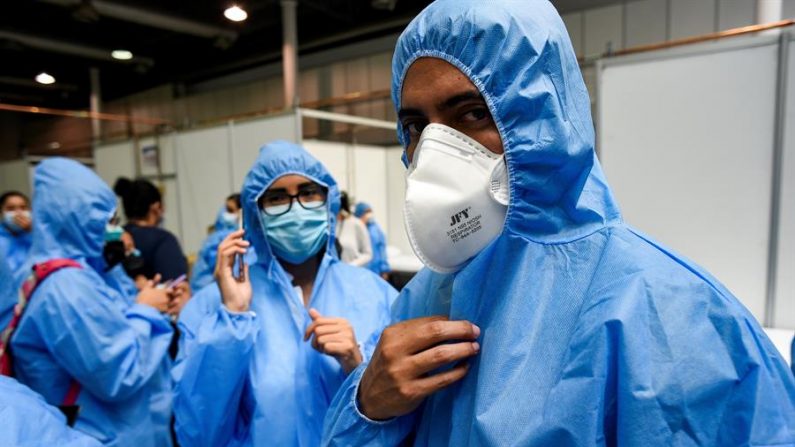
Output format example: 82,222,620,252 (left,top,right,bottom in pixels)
309,308,322,320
